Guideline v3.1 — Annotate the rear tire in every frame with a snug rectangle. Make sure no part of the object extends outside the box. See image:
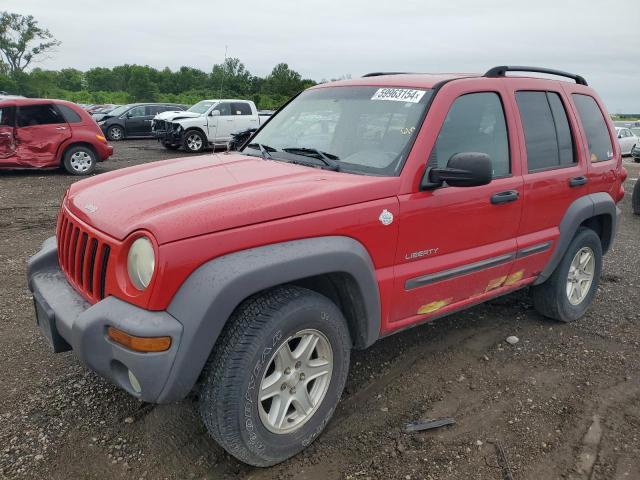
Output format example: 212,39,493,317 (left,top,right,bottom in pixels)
63,146,97,176
198,286,351,467
633,178,640,215
531,227,602,322
183,130,206,153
